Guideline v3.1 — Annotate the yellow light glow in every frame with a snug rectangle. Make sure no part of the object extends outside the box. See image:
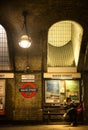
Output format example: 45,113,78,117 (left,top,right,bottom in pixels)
19,35,31,48
48,20,83,67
